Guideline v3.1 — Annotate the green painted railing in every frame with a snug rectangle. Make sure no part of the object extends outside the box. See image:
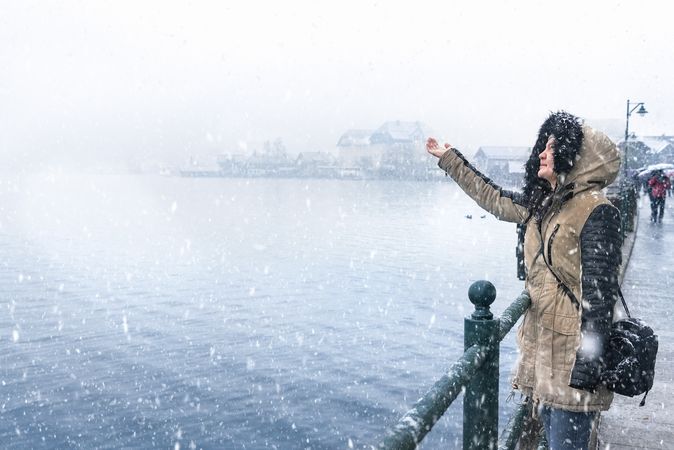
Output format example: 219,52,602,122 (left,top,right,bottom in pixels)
376,281,537,450
607,177,638,239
